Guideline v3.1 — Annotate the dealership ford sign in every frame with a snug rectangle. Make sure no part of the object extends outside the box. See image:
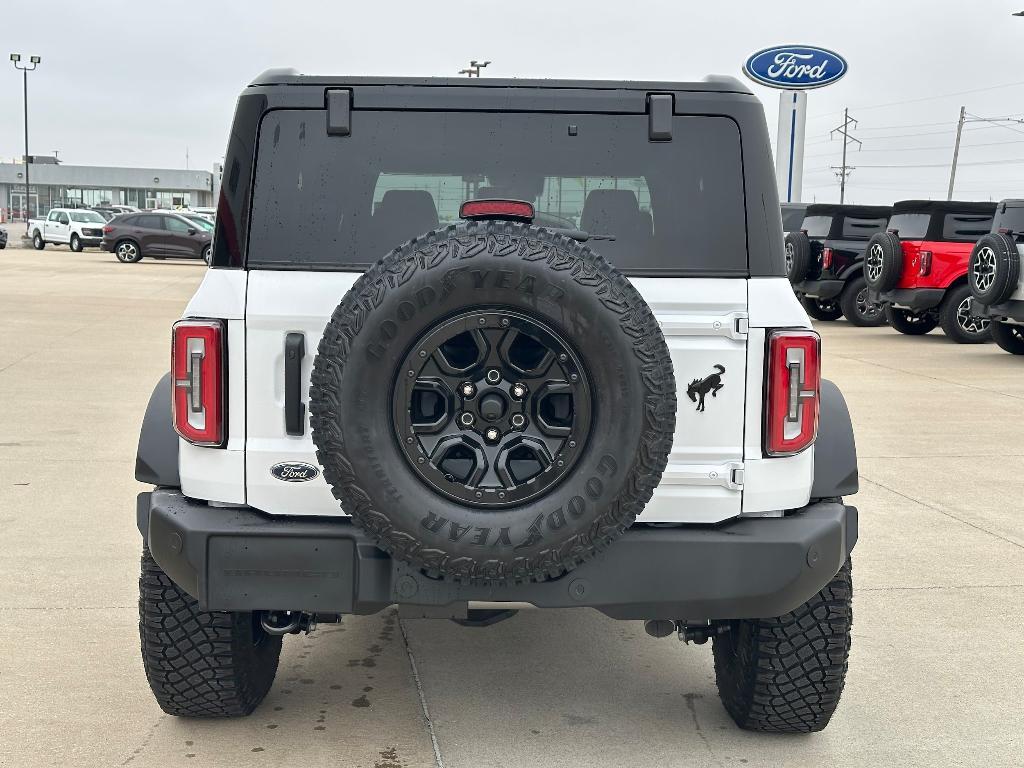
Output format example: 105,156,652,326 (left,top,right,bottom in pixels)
743,45,848,90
